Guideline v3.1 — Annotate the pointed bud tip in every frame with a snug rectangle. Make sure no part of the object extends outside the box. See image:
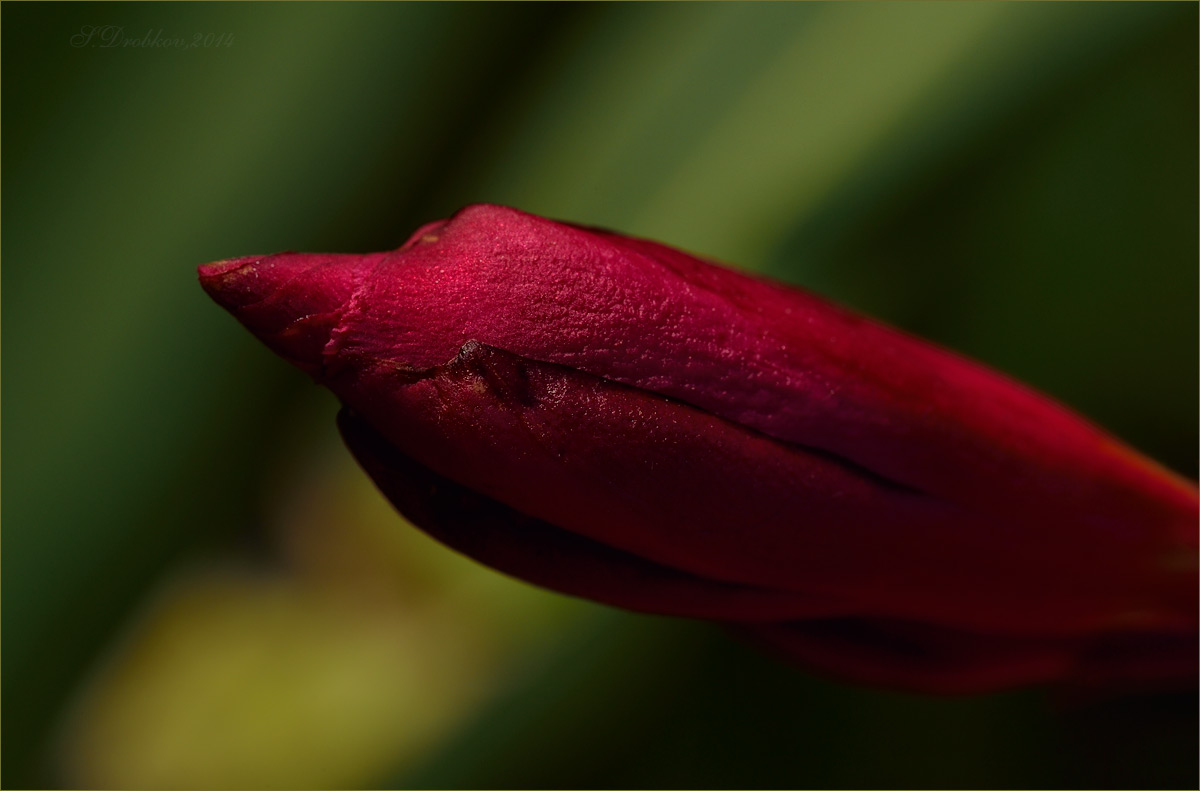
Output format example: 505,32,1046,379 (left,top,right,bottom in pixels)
197,252,317,310
197,255,262,279
198,251,386,376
